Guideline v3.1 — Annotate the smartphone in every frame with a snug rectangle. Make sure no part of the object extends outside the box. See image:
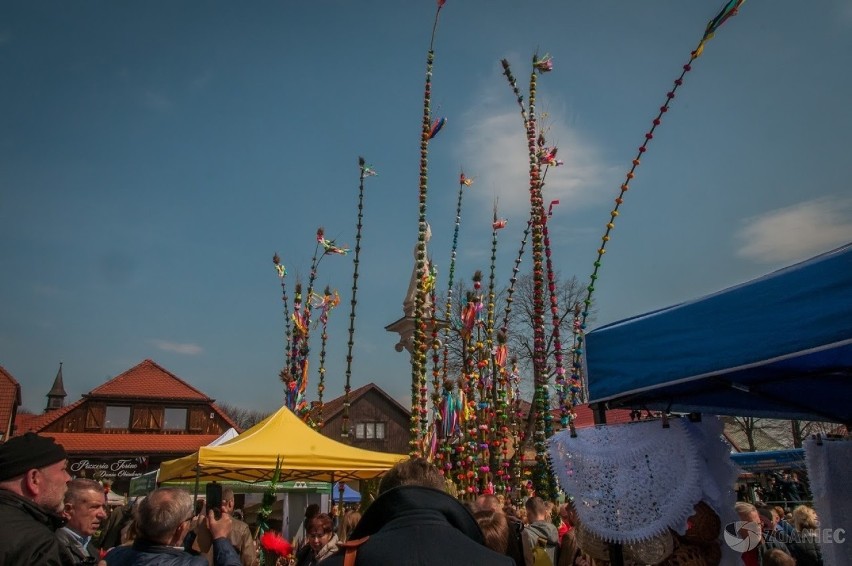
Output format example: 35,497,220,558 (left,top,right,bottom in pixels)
205,482,223,519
